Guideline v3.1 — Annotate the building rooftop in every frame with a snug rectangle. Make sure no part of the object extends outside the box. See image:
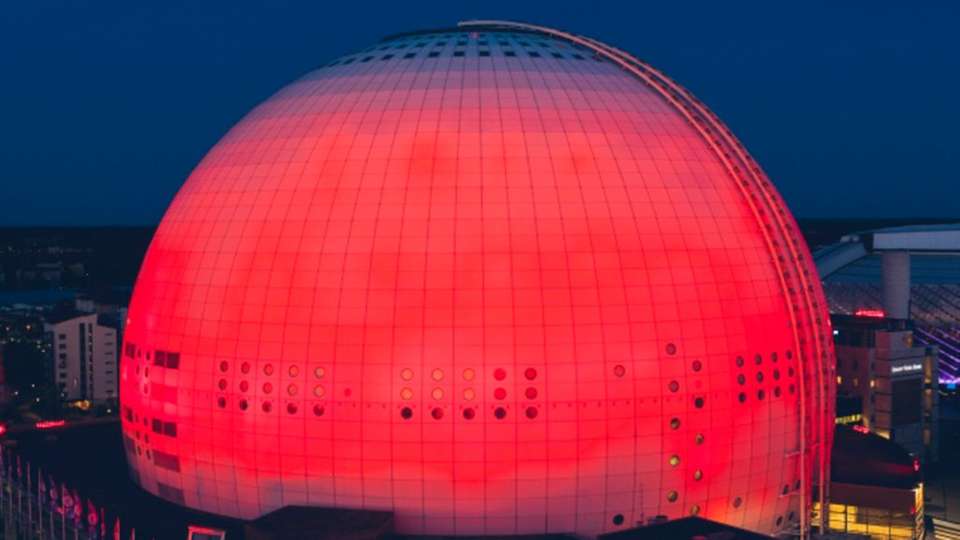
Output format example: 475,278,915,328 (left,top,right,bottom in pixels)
832,425,920,490
598,516,774,540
